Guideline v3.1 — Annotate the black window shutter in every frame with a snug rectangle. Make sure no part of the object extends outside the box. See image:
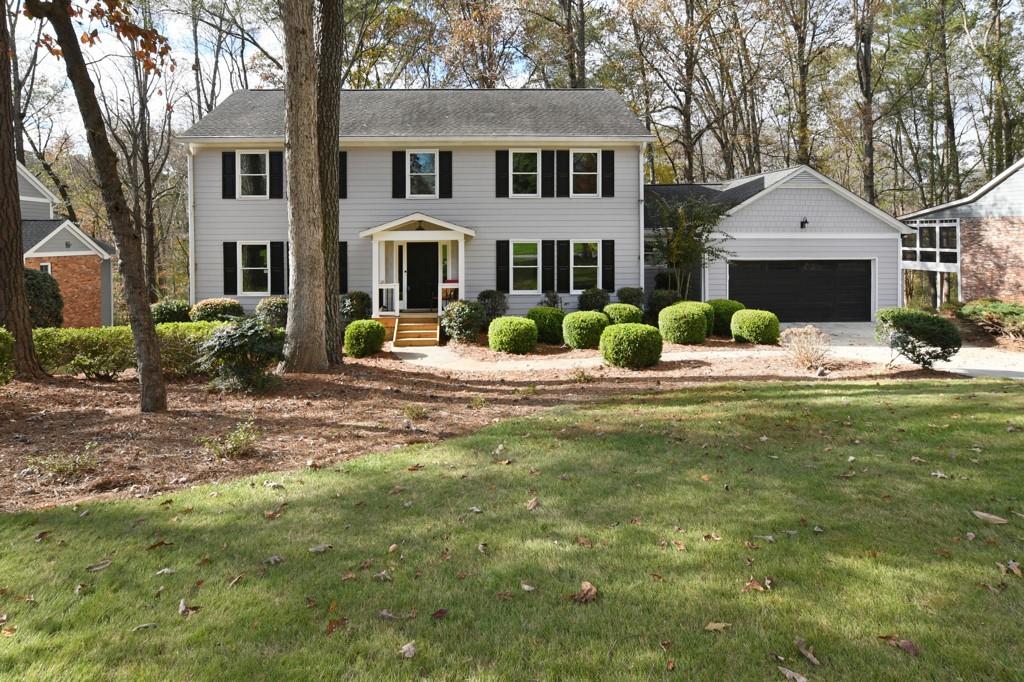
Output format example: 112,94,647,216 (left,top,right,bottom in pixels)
541,150,555,197
602,240,615,291
556,240,570,293
223,242,237,294
338,151,347,199
439,151,452,198
496,240,510,293
269,151,284,199
495,150,509,198
556,150,570,197
541,240,555,291
601,150,615,198
392,151,406,198
270,241,285,294
221,152,236,199
338,241,348,294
